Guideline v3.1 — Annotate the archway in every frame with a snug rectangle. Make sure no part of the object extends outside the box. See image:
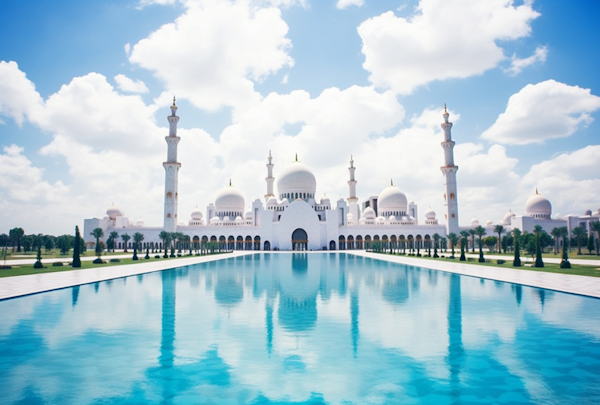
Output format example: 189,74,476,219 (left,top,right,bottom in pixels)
292,228,308,251
329,240,336,250
254,236,261,251
264,241,271,251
